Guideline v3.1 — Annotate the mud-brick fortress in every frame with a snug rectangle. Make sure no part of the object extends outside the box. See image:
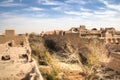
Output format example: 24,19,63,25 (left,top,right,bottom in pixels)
70,25,120,44
0,30,31,62
0,30,43,80
44,25,120,44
